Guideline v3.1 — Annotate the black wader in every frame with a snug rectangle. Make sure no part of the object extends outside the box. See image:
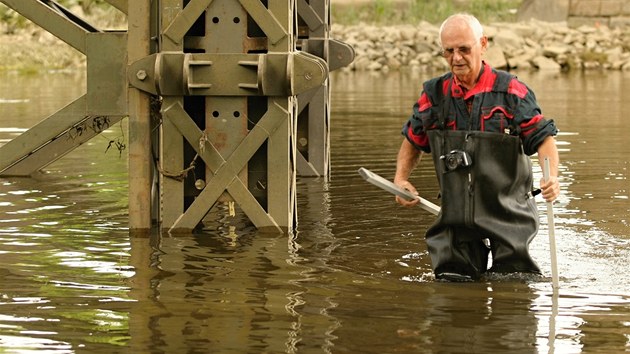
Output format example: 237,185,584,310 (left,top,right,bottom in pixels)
426,130,541,279
425,72,541,279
